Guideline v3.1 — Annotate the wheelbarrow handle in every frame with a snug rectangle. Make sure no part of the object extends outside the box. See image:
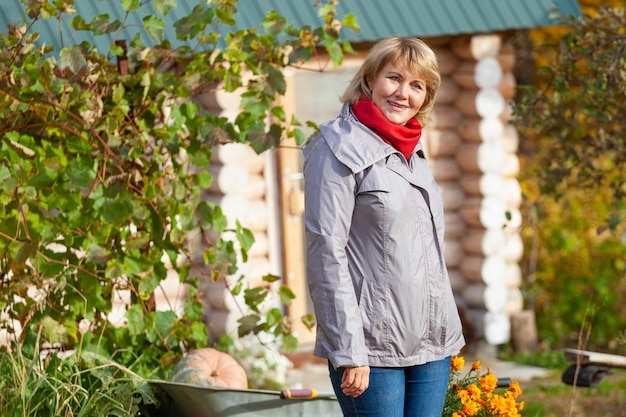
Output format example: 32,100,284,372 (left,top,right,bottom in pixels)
280,389,318,399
